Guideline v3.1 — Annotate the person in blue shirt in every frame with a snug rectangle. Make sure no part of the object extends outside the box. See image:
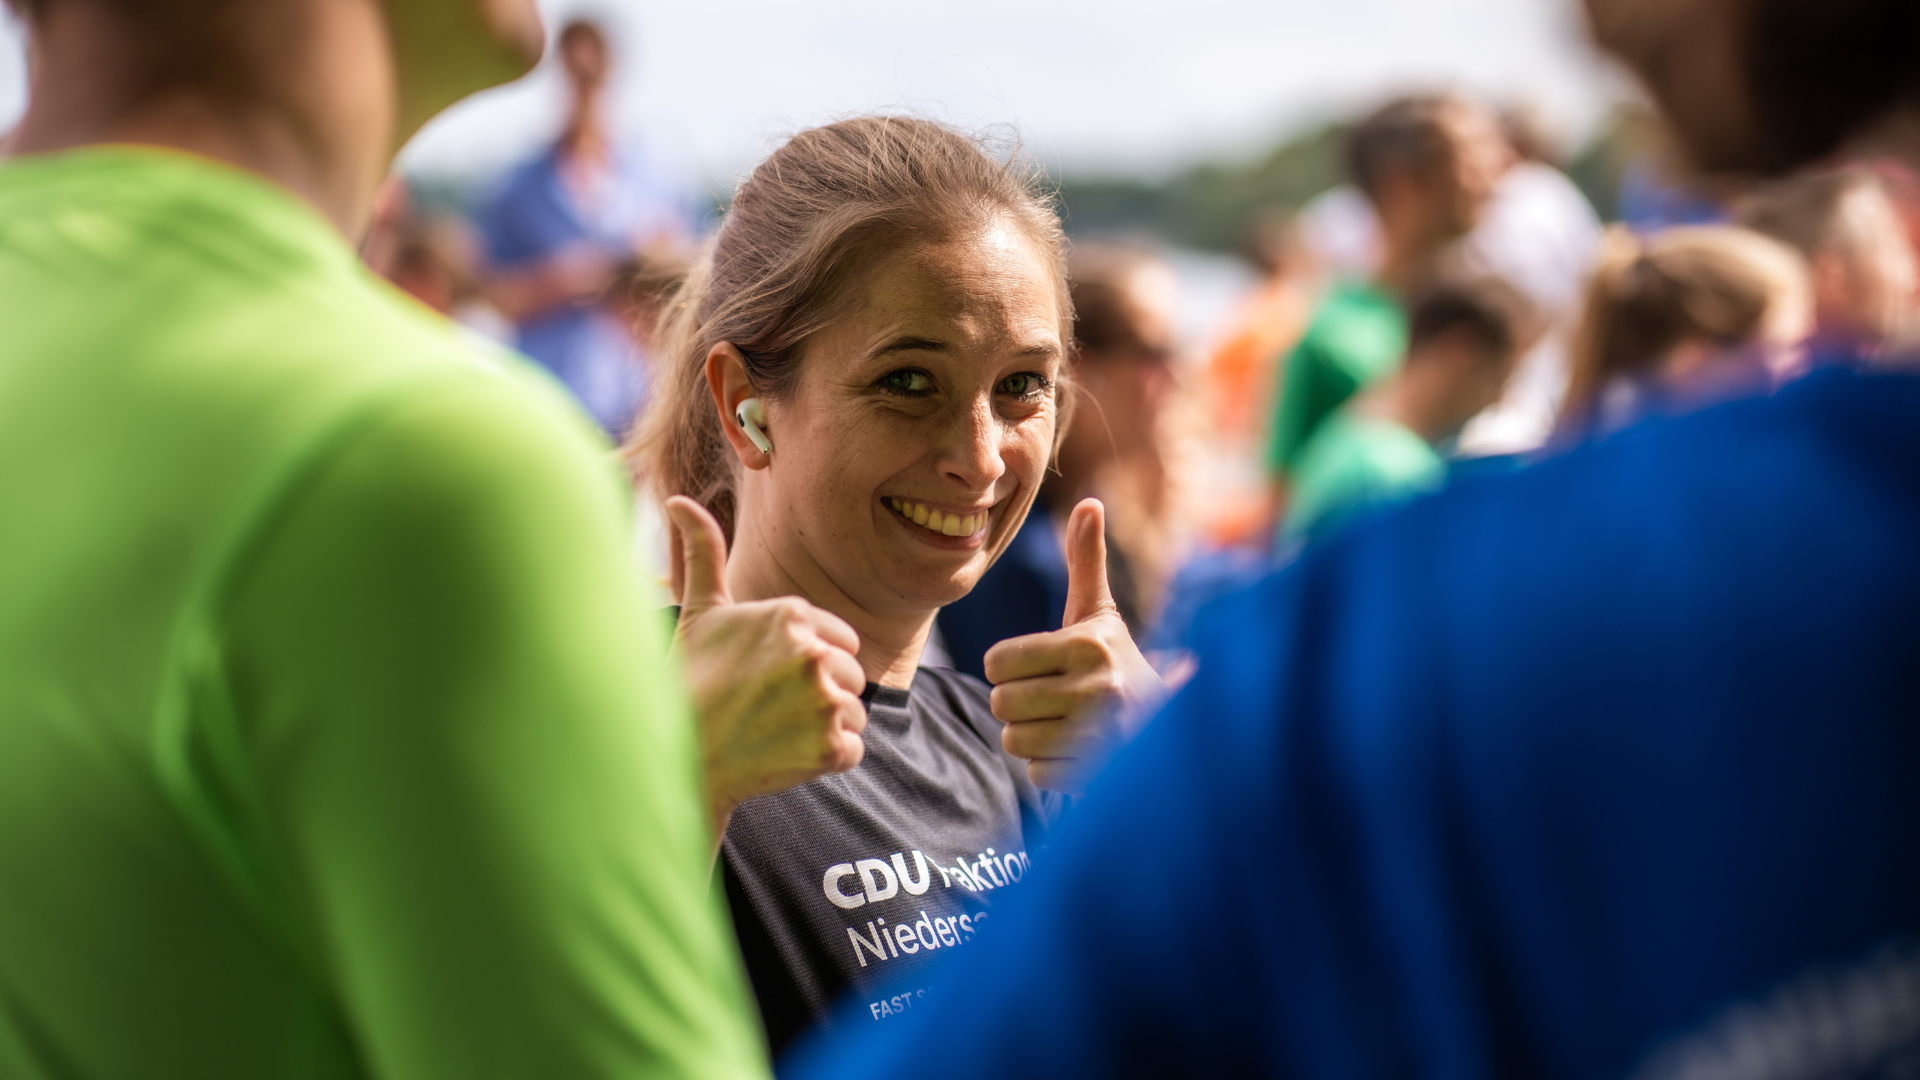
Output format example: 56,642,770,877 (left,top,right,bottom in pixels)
785,0,1920,1076
475,19,689,437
